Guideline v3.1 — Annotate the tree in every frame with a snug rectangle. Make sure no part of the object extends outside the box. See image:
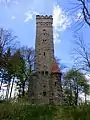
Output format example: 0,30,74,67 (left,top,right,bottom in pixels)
63,69,89,106
0,28,18,99
13,46,34,98
72,34,90,72
0,28,35,99
20,46,34,96
69,0,90,28
0,48,23,99
77,0,90,26
83,83,90,103
0,28,17,54
9,49,25,98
